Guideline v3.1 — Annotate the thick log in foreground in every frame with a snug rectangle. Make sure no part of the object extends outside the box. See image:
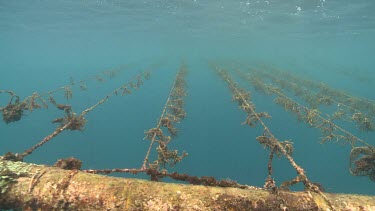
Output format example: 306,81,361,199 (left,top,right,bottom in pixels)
1,158,374,210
